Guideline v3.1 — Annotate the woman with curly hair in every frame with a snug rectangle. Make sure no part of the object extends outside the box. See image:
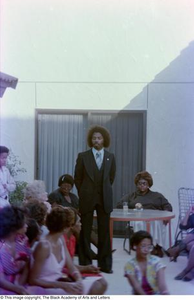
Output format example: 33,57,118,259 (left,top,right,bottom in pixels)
24,180,51,213
74,125,116,273
29,206,107,295
24,199,49,237
0,206,44,295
